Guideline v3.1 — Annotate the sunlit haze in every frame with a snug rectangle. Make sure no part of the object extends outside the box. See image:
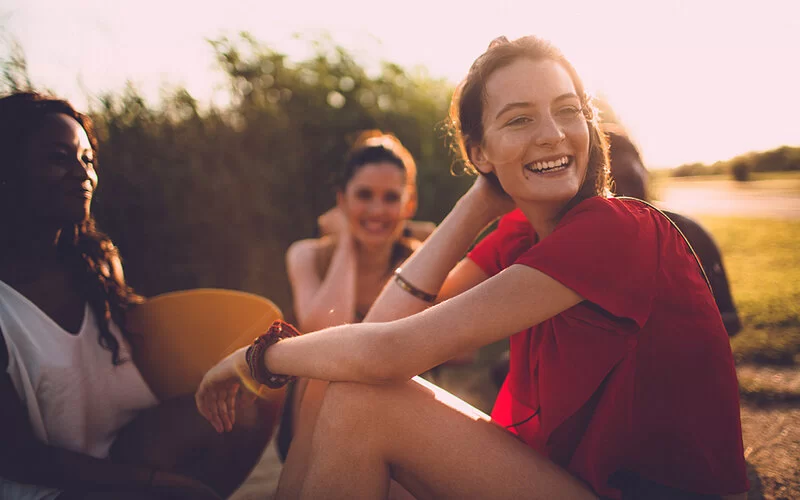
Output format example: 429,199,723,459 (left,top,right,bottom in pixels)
1,0,798,168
